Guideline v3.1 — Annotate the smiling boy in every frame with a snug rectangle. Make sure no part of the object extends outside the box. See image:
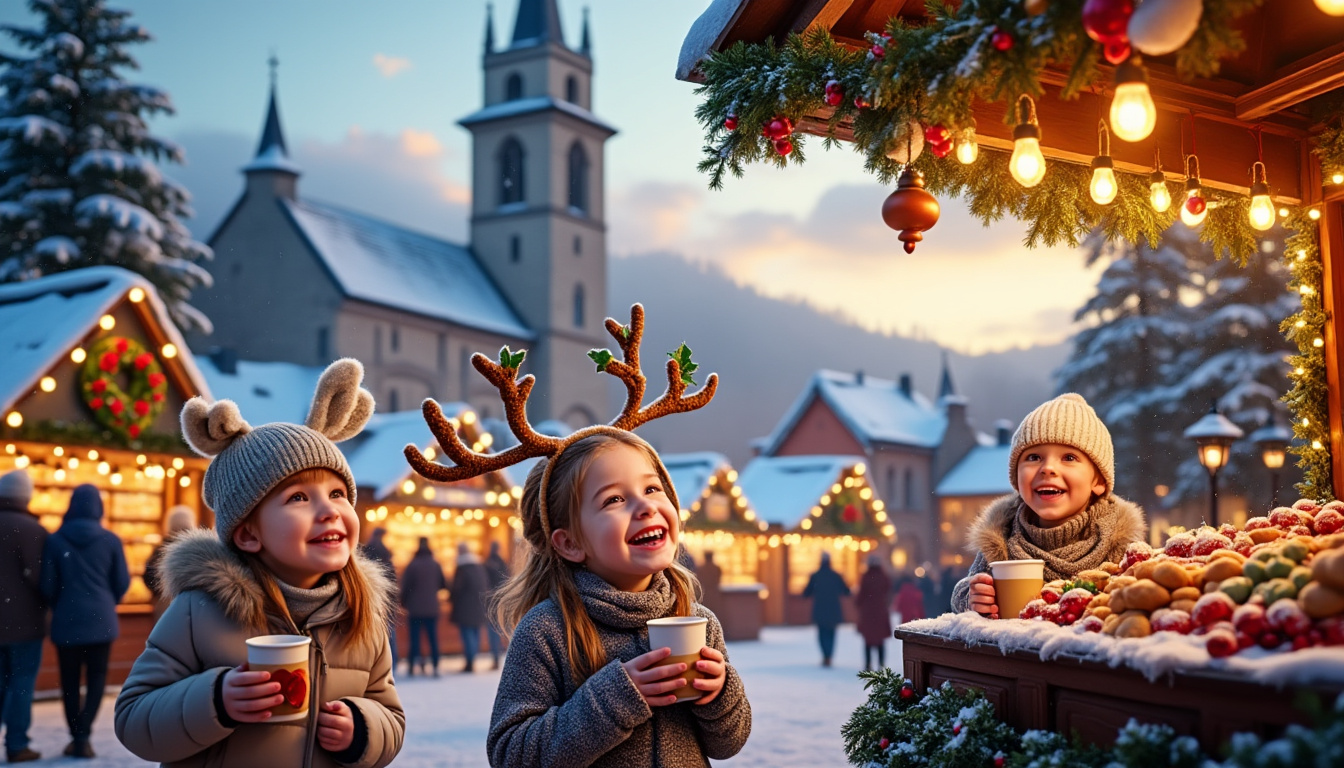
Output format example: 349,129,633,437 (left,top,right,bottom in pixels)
950,393,1146,618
